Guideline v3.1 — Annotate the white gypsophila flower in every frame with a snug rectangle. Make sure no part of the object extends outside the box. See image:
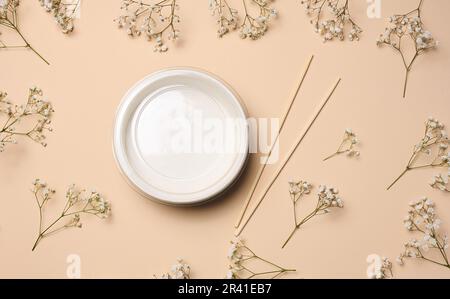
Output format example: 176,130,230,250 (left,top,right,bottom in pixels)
430,173,450,193
283,183,344,248
288,180,312,200
31,181,111,251
377,2,437,97
115,0,180,52
324,128,360,161
0,88,54,152
38,0,80,34
399,198,450,269
371,257,393,279
209,0,277,40
301,0,362,43
227,238,294,279
388,118,449,190
160,259,191,279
